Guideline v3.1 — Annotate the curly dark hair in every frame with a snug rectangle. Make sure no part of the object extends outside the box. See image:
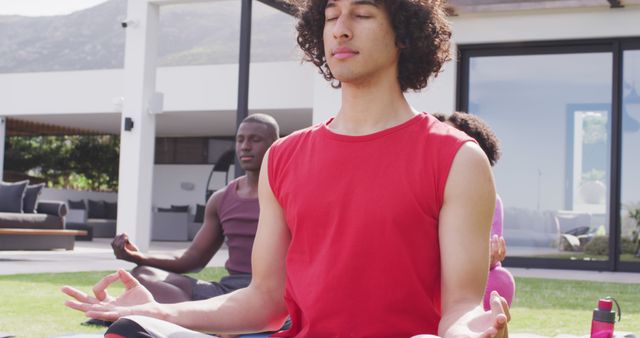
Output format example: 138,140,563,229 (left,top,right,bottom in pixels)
433,112,502,166
294,0,452,92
